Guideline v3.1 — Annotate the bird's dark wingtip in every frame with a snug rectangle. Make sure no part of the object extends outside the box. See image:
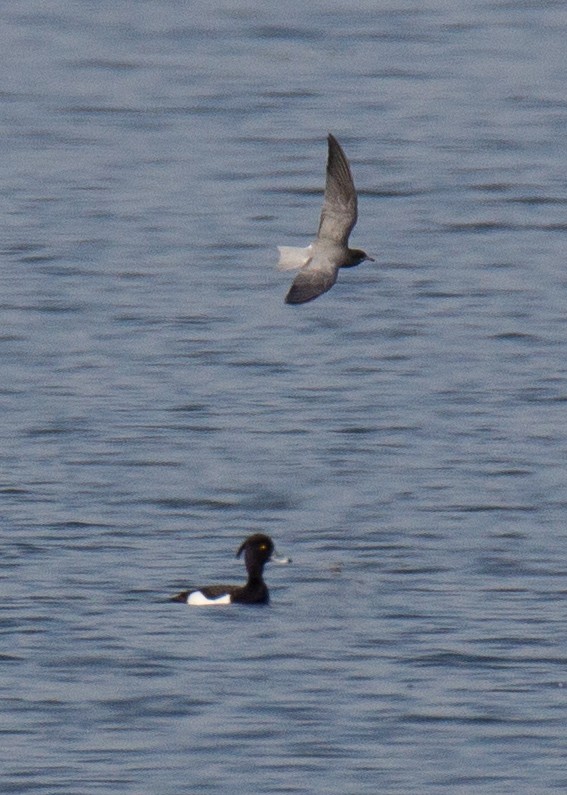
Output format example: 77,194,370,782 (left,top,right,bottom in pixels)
284,287,299,304
285,289,315,305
